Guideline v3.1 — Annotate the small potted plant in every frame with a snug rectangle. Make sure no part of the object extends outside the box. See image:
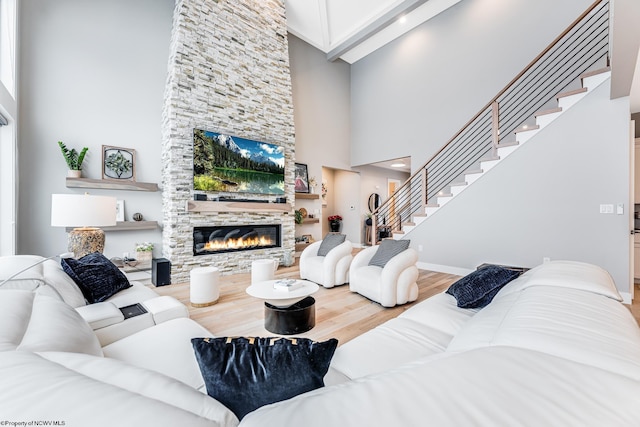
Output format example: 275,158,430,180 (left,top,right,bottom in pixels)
58,141,88,178
328,215,342,232
135,242,154,265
